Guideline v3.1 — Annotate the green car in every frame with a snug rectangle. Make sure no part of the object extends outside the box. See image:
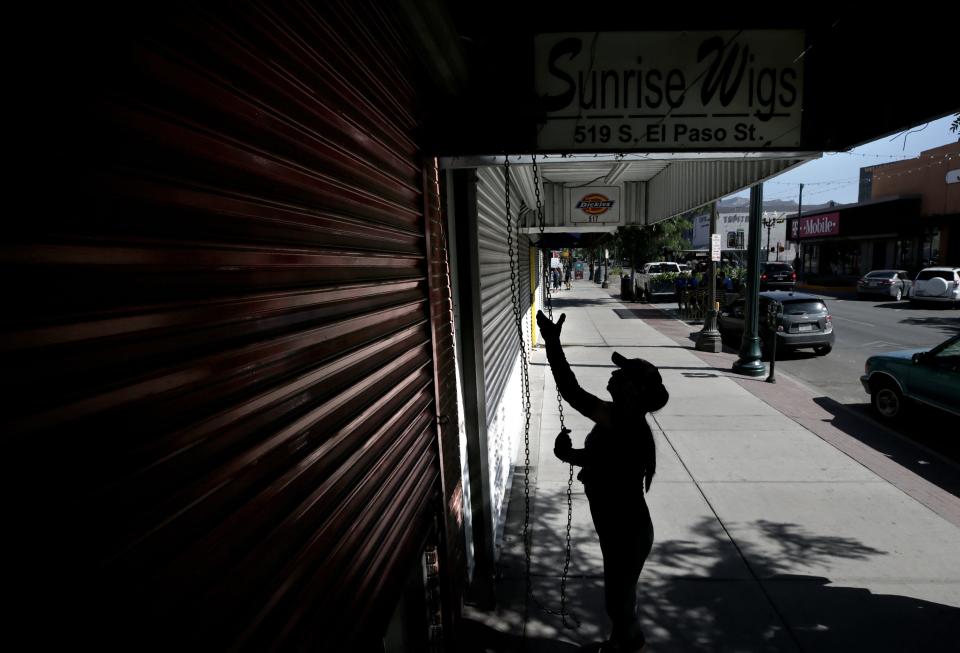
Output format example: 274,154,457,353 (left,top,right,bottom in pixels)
860,334,960,419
